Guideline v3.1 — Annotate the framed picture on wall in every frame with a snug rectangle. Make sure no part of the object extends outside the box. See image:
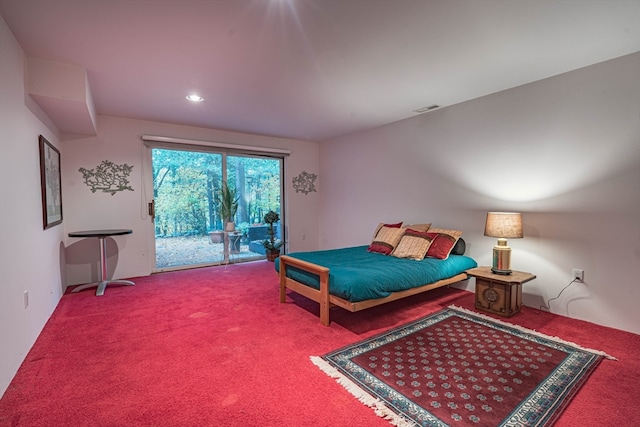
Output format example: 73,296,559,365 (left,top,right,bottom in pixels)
39,135,63,229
